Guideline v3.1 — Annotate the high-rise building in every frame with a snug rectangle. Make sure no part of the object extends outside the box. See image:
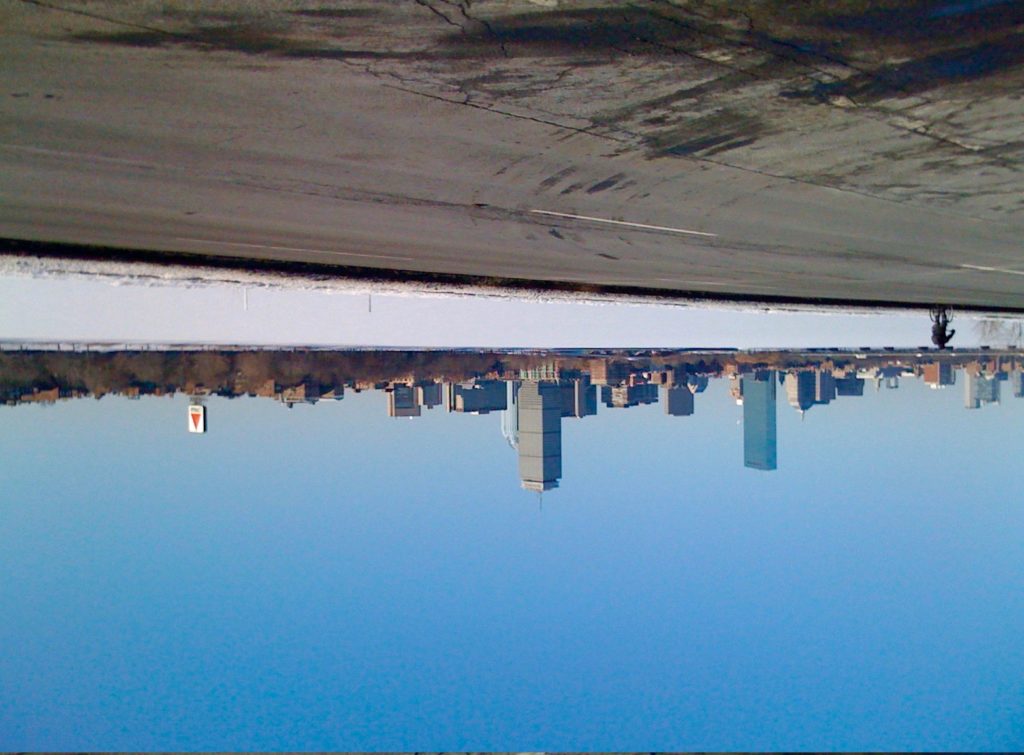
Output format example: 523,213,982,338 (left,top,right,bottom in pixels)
662,385,695,416
559,377,597,418
742,371,777,471
517,381,562,492
415,382,442,409
387,383,421,417
814,370,836,405
785,372,815,412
